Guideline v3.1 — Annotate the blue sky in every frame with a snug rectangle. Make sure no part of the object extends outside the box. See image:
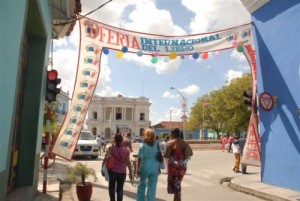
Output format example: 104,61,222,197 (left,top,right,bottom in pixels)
53,0,251,125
